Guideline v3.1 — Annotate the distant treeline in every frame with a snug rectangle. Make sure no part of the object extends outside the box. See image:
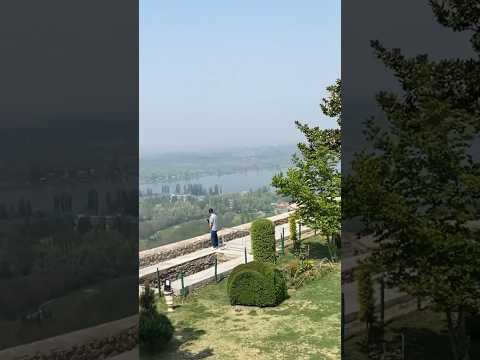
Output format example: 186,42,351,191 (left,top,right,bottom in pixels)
141,183,222,197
